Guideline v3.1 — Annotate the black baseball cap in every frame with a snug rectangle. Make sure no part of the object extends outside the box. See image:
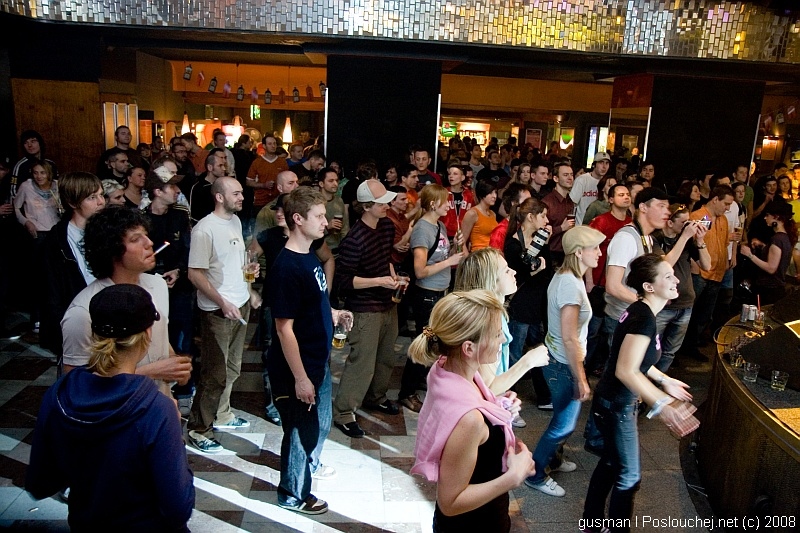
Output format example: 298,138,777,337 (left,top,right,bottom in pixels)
271,193,288,211
89,284,160,338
